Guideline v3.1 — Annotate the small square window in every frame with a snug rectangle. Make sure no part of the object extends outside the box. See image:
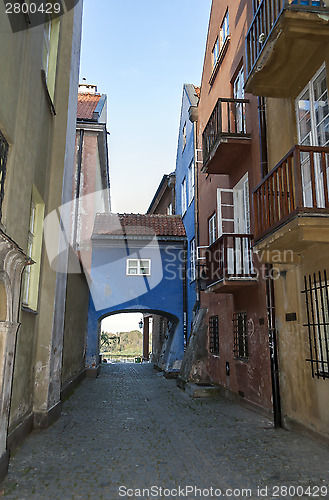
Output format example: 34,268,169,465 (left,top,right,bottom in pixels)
127,259,151,276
